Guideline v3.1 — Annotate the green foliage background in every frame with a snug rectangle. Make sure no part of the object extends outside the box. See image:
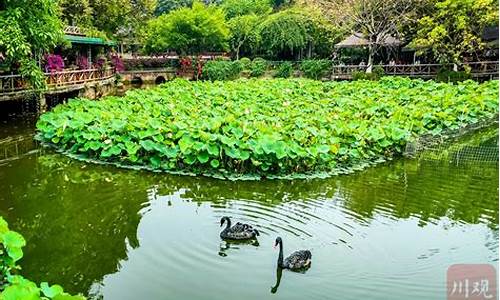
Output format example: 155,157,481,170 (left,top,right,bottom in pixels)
143,1,229,54
0,0,64,89
410,0,499,63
